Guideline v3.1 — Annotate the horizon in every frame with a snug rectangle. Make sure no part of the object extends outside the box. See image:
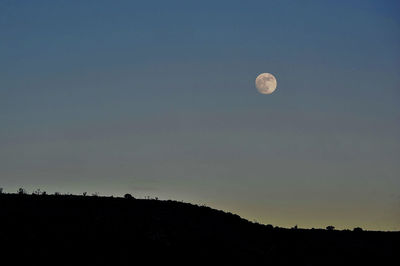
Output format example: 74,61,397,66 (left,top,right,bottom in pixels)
1,0,399,231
